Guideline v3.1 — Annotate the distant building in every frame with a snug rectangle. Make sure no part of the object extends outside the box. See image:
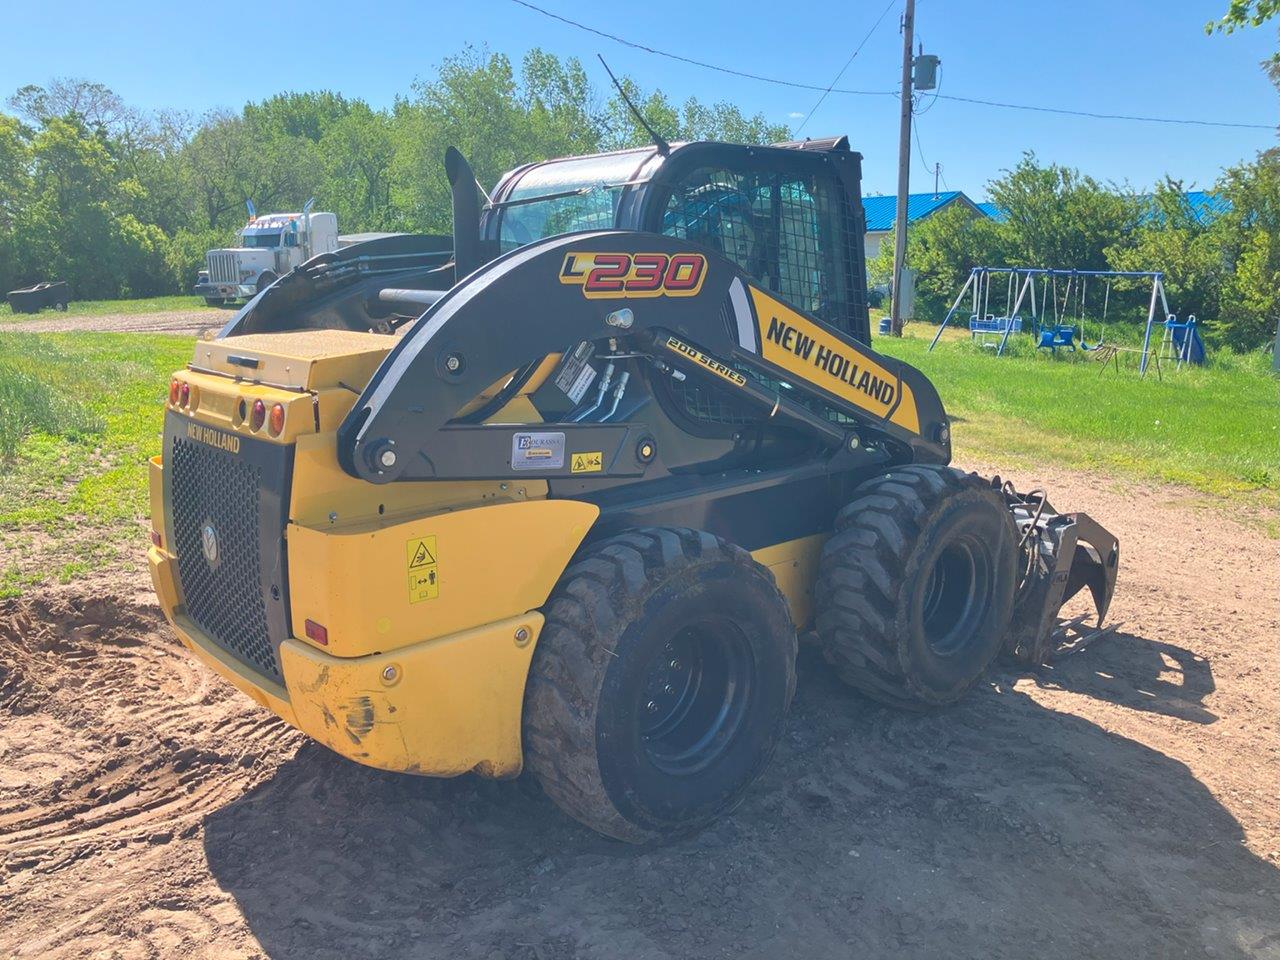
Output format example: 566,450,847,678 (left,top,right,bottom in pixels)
863,189,1231,261
861,191,985,259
